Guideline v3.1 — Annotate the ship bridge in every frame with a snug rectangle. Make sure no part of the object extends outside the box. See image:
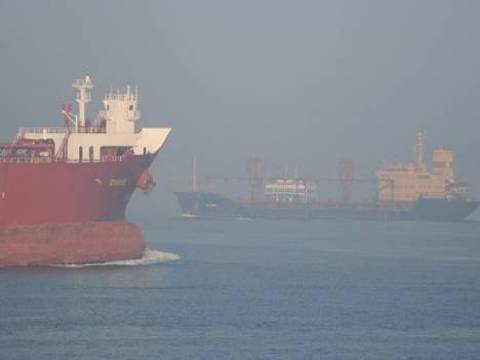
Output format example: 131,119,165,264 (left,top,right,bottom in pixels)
20,76,171,162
